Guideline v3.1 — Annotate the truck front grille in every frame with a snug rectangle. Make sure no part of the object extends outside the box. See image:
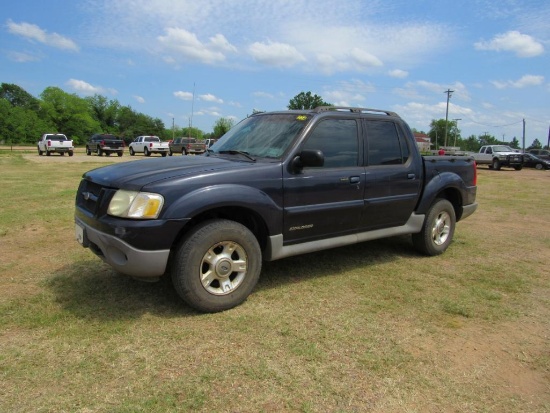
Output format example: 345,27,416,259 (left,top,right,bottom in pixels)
75,179,115,216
